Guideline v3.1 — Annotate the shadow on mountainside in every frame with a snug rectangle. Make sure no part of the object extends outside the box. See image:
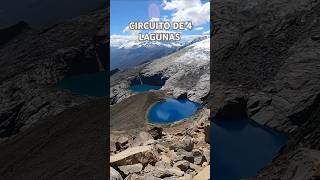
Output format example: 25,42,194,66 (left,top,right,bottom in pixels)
0,98,107,180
